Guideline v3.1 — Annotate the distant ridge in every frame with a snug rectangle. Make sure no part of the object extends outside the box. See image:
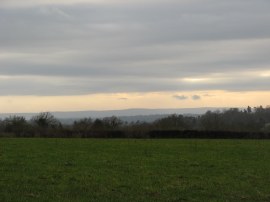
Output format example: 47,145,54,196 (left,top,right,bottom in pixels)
0,107,227,120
